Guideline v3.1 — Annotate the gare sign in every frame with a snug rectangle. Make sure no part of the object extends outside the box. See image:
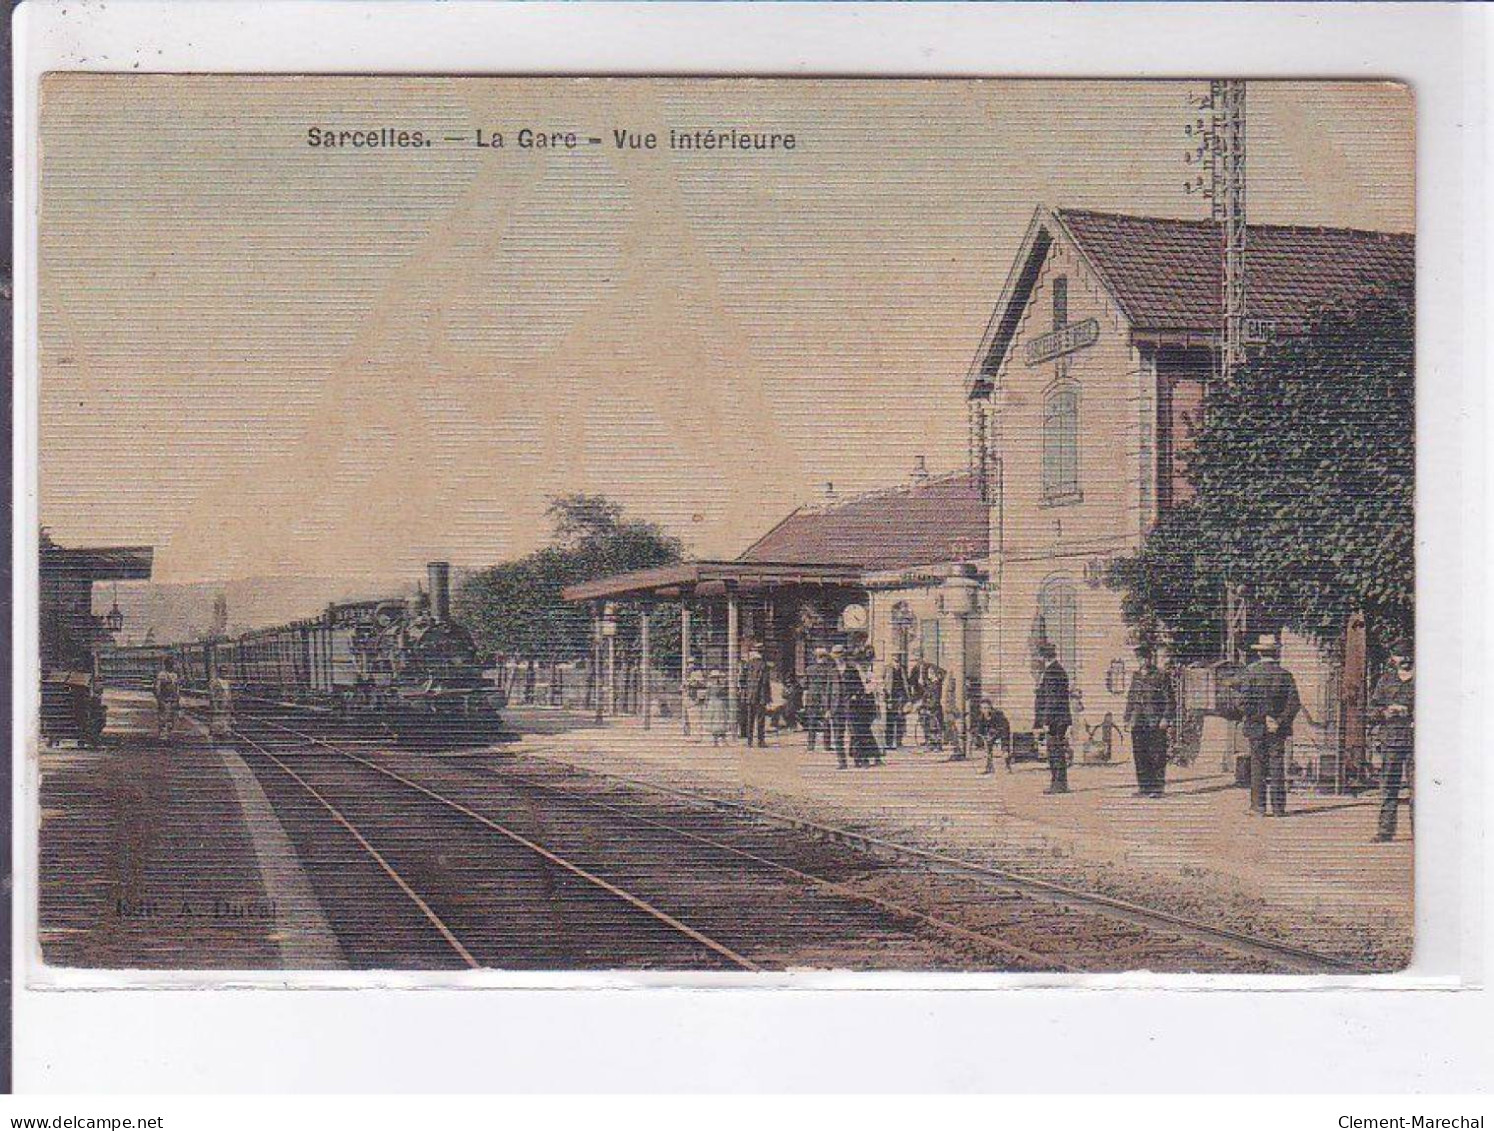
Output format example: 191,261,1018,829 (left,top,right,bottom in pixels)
1025,317,1100,365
